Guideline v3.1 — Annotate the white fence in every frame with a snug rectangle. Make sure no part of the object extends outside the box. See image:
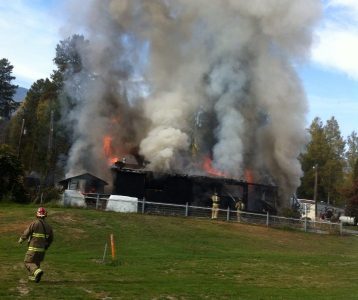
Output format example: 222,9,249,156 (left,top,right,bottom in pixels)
79,194,346,235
